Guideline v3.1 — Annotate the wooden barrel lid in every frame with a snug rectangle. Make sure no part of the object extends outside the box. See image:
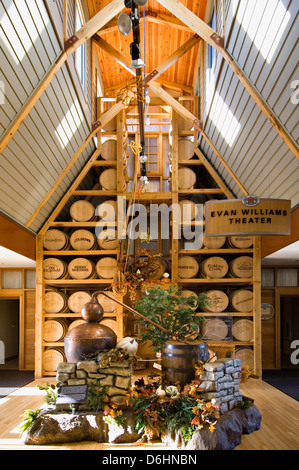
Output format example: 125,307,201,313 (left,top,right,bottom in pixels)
70,200,95,222
235,347,254,370
43,319,69,342
43,348,66,372
96,200,118,220
96,257,118,279
200,257,228,279
101,139,117,160
43,230,69,251
178,167,197,189
233,319,254,342
229,256,253,278
178,139,194,161
202,290,229,313
178,114,193,131
140,258,166,280
68,291,91,312
44,291,68,313
68,319,86,331
68,258,96,279
97,292,117,313
230,290,253,312
203,233,226,249
70,230,97,251
44,258,68,280
227,236,253,249
102,116,117,132
178,256,199,279
181,290,198,310
97,229,118,250
99,169,117,190
101,318,117,333
202,318,229,341
179,200,198,221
